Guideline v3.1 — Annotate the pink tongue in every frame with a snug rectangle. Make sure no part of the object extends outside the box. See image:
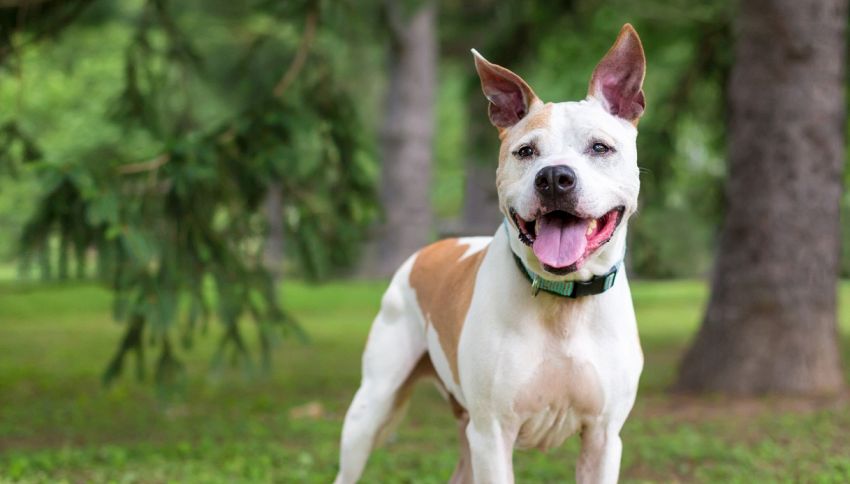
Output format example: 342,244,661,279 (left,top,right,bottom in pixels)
532,214,589,268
